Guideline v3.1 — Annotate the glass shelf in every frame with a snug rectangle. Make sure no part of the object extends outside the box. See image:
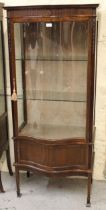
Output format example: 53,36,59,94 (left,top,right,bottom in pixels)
15,56,88,62
16,91,86,102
